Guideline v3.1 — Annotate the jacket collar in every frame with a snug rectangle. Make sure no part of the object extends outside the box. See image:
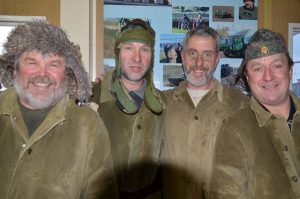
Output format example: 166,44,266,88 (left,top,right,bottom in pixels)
100,69,166,111
172,78,224,106
0,87,68,143
251,92,300,127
